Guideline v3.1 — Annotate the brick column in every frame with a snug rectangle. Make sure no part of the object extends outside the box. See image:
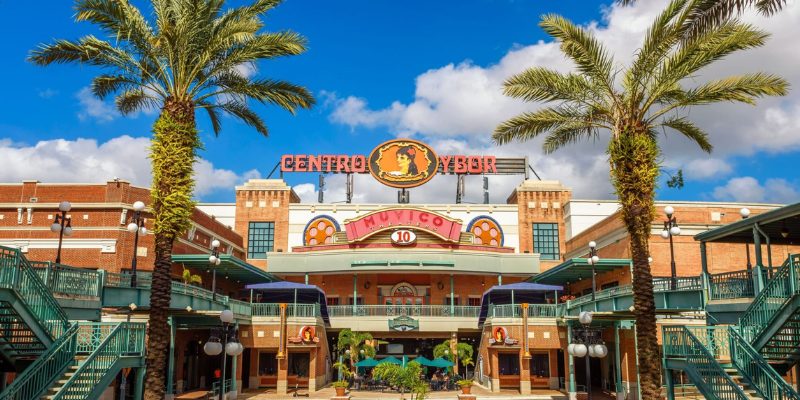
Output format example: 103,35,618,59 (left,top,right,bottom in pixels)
277,355,289,395
548,349,559,389
519,348,531,394
490,350,500,392
249,349,259,389
309,348,318,391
